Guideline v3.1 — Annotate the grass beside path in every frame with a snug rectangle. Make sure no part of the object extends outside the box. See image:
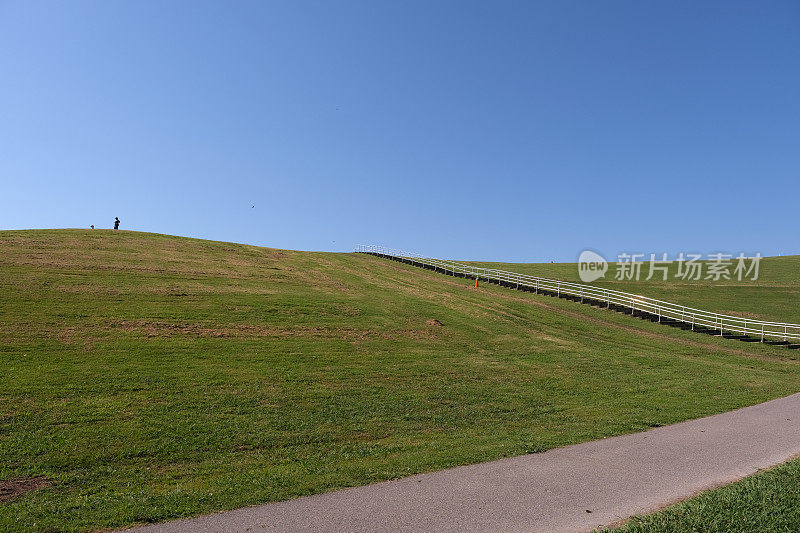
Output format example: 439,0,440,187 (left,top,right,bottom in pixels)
2,230,800,531
613,457,800,532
